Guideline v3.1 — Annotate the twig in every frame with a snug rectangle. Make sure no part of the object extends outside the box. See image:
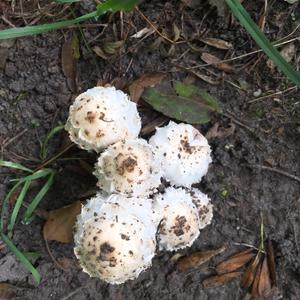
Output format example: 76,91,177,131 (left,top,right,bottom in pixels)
135,7,175,44
247,164,300,183
248,86,297,103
